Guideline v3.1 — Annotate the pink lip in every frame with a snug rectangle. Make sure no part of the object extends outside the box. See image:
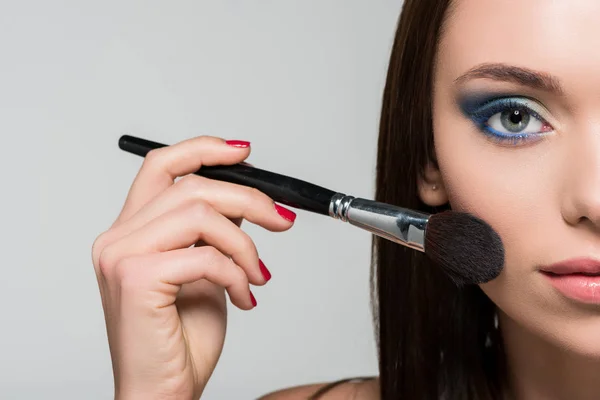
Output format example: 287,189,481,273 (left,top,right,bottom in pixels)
540,258,600,304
